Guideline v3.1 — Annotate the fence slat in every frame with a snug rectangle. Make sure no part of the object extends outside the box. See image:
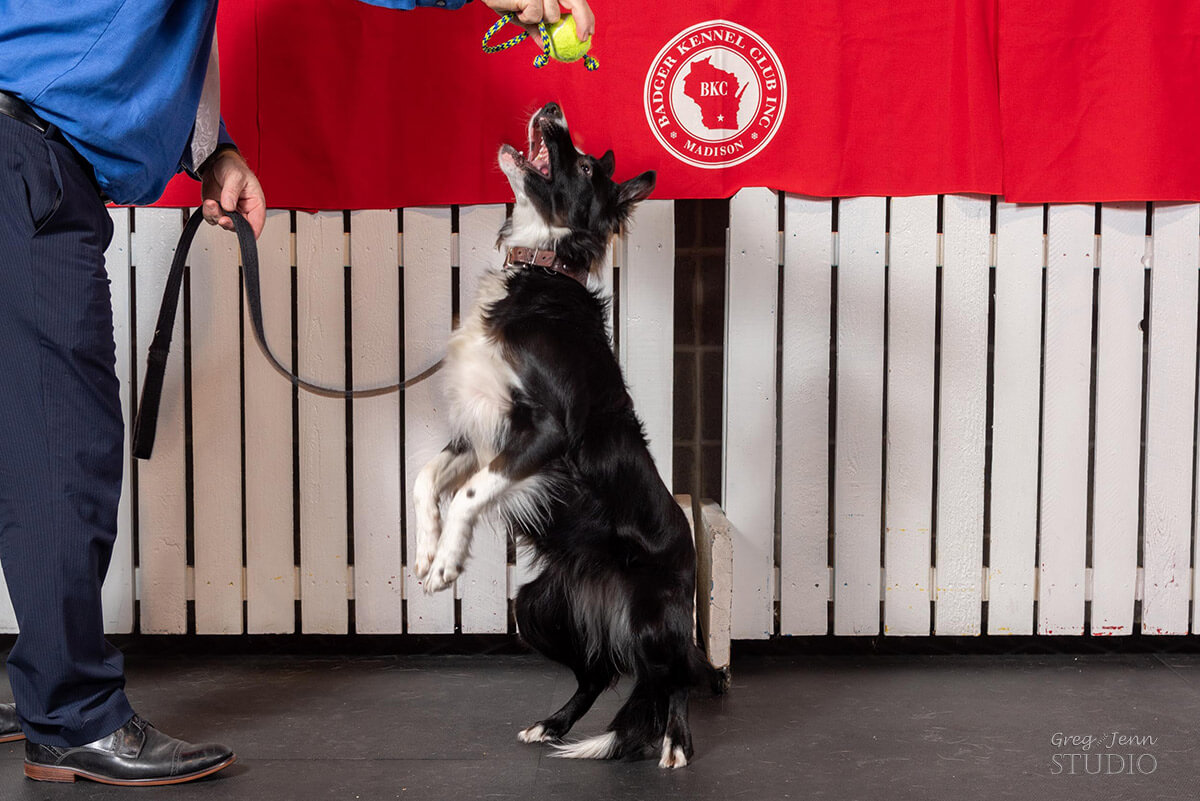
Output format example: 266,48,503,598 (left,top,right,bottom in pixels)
988,203,1043,634
296,211,348,634
105,207,136,633
724,187,778,639
245,211,296,633
1038,205,1095,635
934,196,990,635
350,210,403,633
457,204,509,633
189,219,244,634
834,196,886,635
1144,203,1199,635
1091,203,1147,635
619,199,675,485
133,208,188,634
780,195,832,635
403,207,455,633
884,196,938,635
